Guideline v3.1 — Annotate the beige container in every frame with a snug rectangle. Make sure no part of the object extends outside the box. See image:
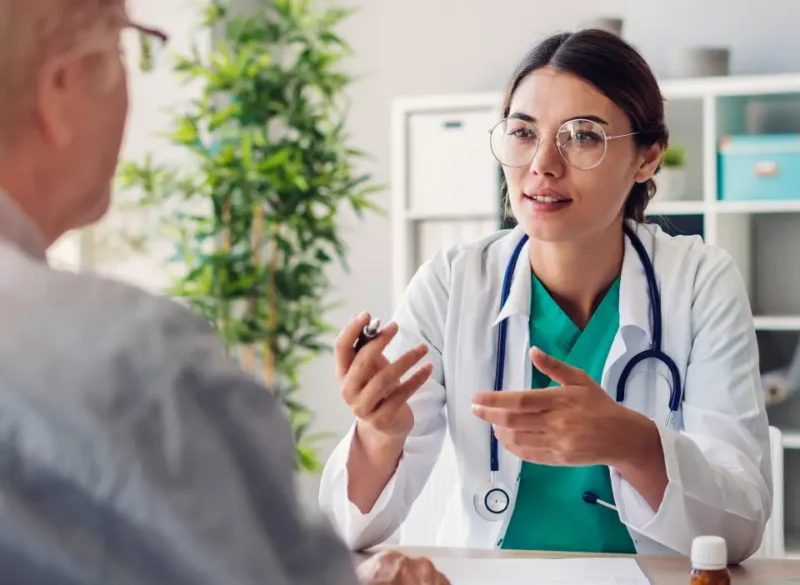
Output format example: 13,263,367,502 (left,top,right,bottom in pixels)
670,47,730,78
580,17,624,37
